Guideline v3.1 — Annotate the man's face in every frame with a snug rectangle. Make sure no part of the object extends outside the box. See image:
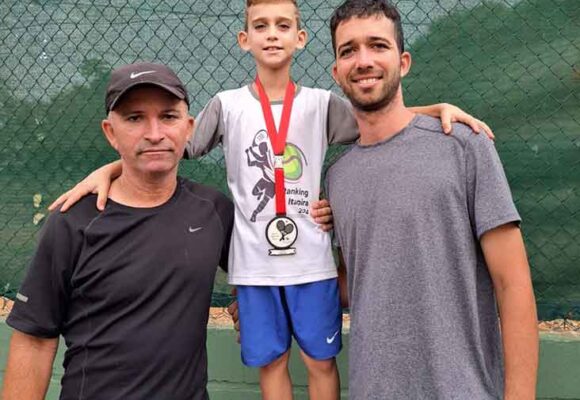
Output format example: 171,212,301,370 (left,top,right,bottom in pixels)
238,2,306,71
332,15,410,112
102,86,194,177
